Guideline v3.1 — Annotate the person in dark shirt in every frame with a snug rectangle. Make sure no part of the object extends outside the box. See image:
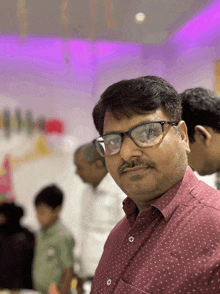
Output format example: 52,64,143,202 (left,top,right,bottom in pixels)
0,202,35,290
